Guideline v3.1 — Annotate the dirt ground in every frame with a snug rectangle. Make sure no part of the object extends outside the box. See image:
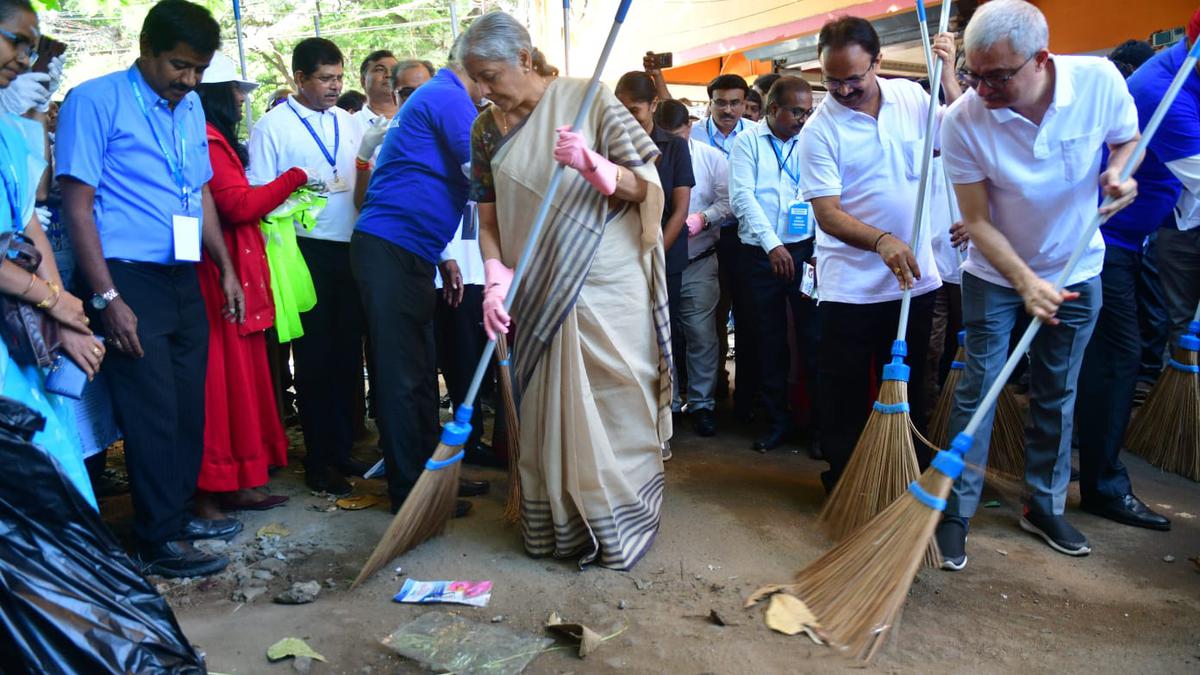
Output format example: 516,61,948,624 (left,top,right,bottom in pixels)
102,399,1200,675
